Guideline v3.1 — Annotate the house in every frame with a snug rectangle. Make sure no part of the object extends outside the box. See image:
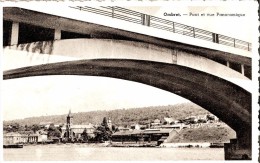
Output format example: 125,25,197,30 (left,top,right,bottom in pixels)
161,123,188,130
151,119,161,127
130,124,141,130
154,119,161,123
38,132,48,143
184,116,198,124
44,124,60,129
3,132,28,145
161,117,176,125
4,131,51,144
206,114,219,121
117,126,131,132
28,133,39,143
197,115,208,123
